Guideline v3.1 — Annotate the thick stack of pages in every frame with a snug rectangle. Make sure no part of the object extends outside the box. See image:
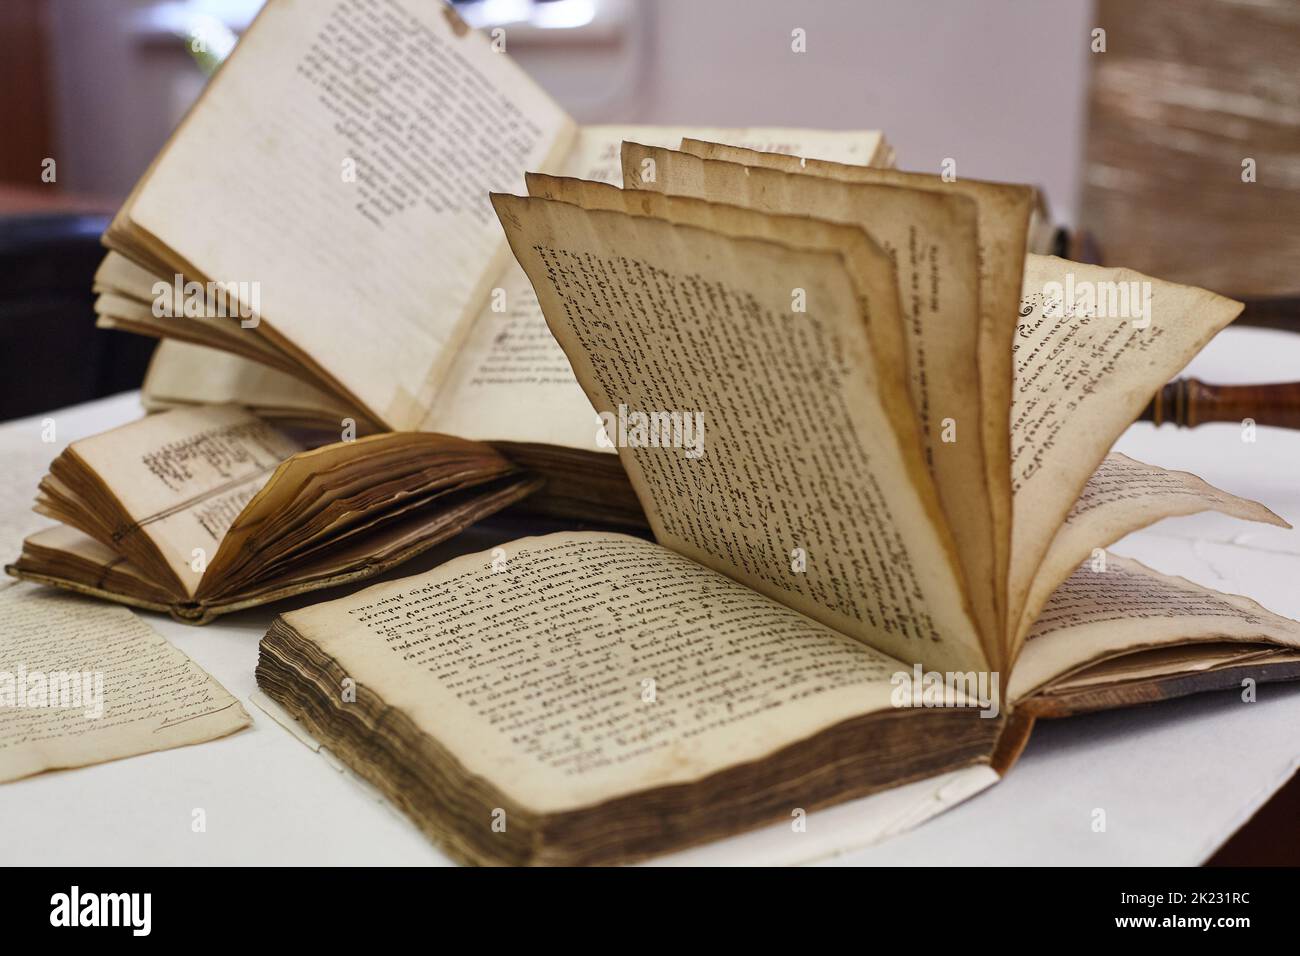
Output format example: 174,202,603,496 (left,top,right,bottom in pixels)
90,0,892,528
256,137,1300,864
6,405,537,622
